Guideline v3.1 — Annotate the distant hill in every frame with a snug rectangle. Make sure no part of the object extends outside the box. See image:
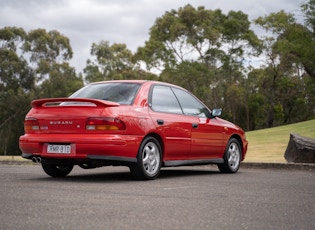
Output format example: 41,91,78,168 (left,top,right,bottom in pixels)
244,119,315,163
